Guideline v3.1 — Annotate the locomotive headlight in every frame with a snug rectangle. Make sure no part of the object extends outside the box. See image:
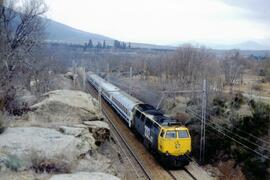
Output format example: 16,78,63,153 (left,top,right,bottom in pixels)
175,143,180,149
